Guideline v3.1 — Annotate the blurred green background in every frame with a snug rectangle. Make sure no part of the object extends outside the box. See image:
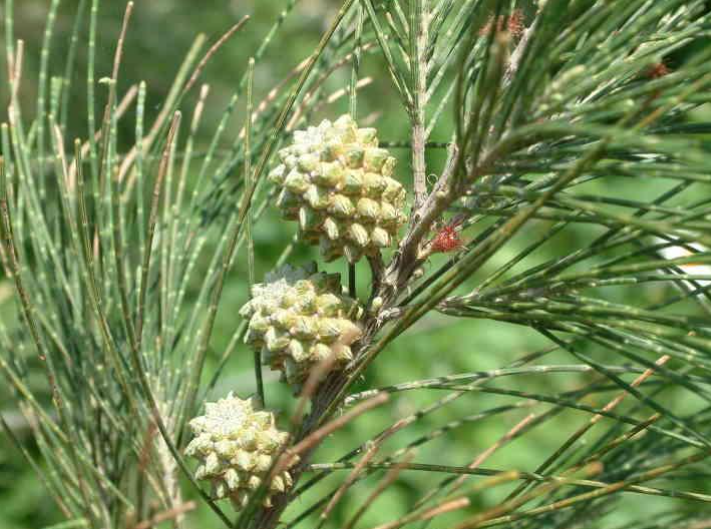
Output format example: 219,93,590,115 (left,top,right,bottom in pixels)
1,1,708,528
